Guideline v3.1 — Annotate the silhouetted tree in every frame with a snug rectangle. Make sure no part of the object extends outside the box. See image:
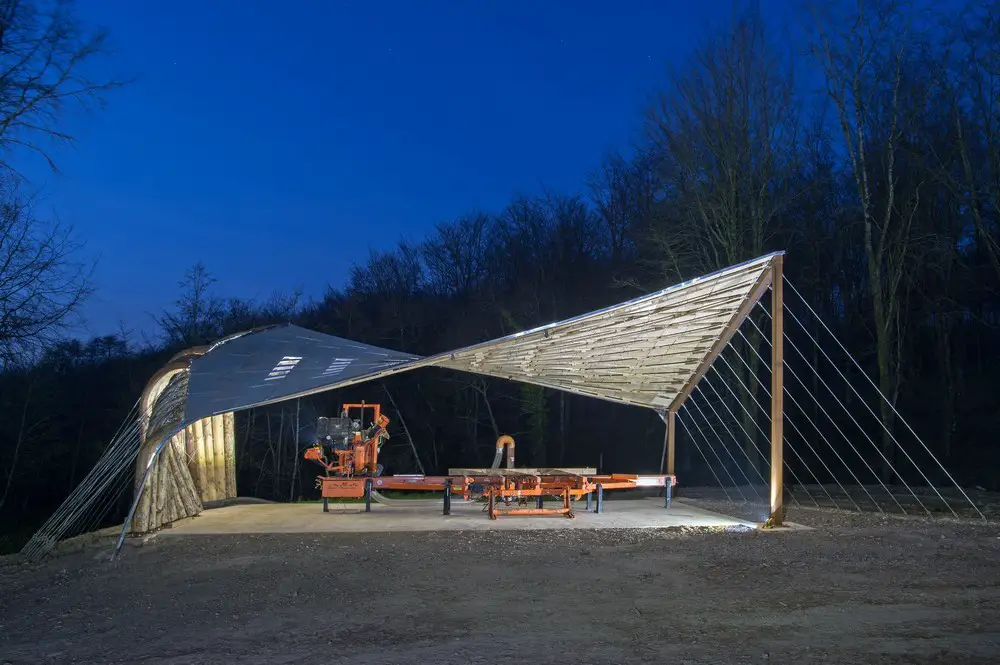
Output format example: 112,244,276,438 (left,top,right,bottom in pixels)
155,262,224,348
809,0,929,481
0,179,92,367
0,0,127,174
